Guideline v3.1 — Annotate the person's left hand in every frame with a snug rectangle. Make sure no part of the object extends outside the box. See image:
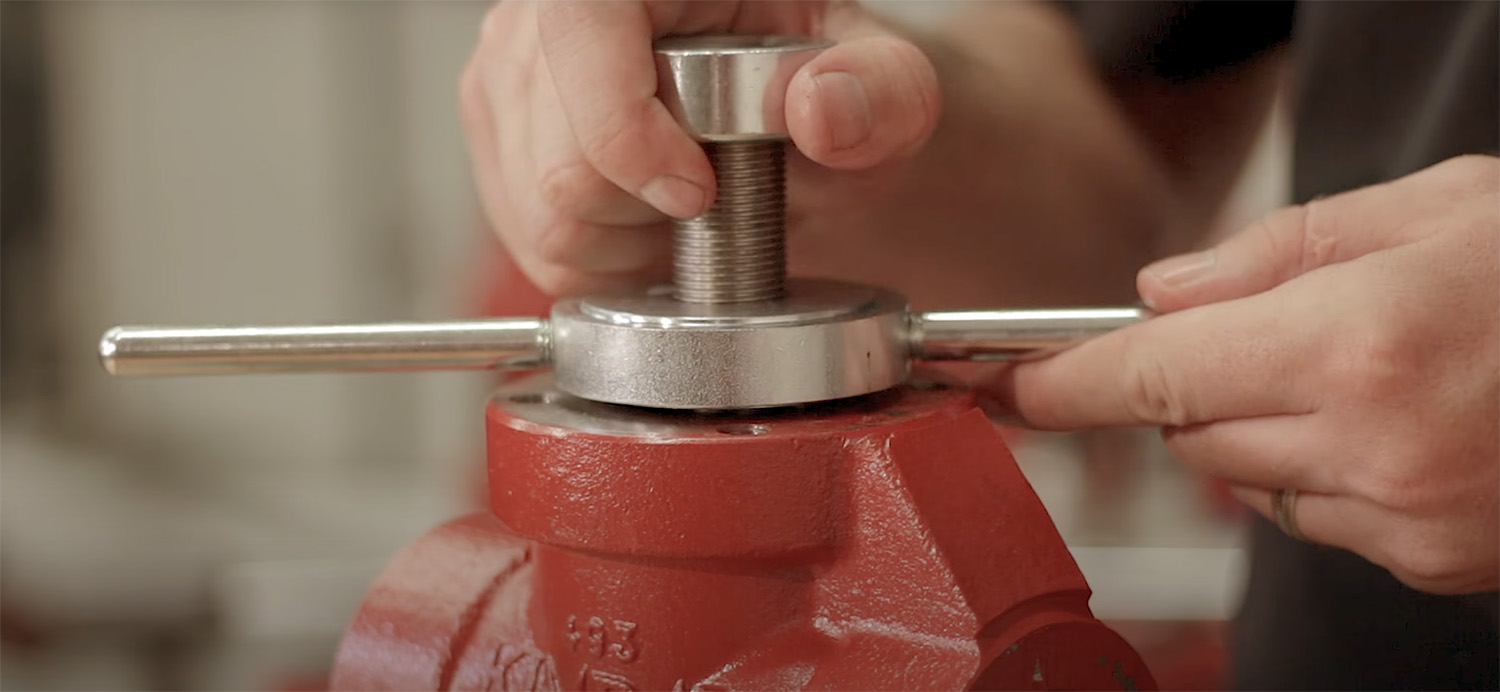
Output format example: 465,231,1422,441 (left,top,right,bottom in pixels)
991,155,1500,595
